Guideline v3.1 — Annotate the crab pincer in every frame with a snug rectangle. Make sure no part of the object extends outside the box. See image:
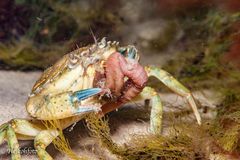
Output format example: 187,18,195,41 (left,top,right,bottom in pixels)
71,88,103,102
